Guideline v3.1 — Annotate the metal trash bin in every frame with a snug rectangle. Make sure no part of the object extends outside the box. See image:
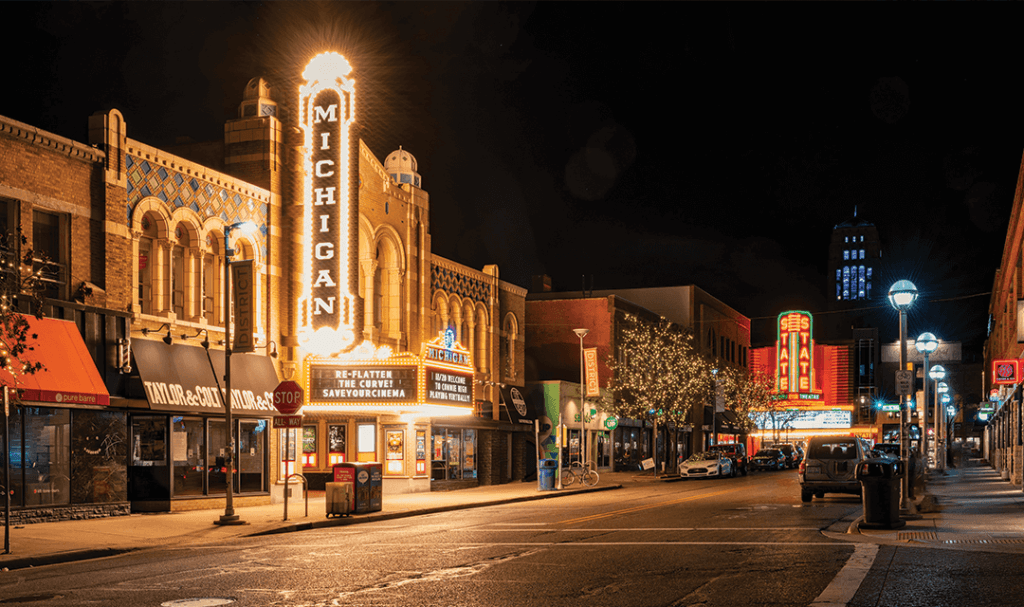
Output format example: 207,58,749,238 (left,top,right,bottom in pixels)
857,457,906,530
538,459,558,491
